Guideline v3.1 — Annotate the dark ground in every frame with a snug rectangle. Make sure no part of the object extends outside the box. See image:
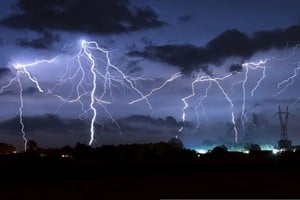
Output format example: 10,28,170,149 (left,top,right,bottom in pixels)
0,152,300,200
